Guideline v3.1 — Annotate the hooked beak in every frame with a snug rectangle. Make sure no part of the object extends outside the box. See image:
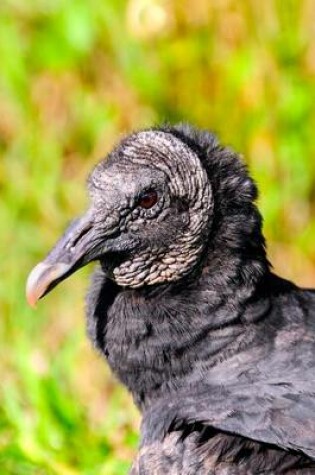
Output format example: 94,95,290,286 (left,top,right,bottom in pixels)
26,213,98,307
